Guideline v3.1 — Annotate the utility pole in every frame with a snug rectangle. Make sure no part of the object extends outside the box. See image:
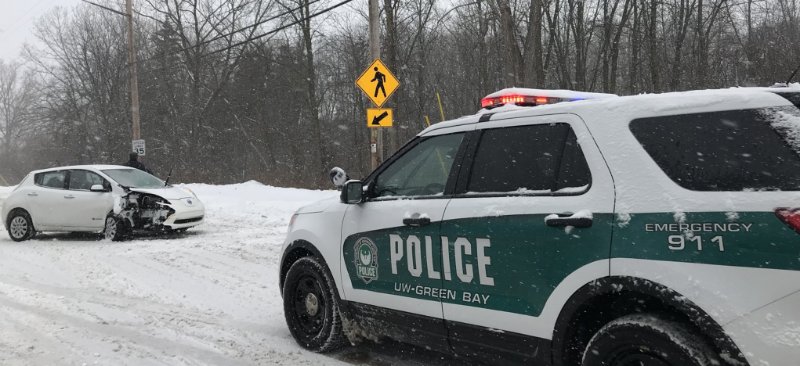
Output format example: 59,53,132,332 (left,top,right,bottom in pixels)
126,0,142,142
368,0,381,170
